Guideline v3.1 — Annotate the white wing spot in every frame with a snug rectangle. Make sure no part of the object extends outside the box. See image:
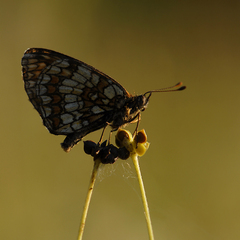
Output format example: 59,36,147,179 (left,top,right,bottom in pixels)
90,93,98,101
28,64,38,71
62,79,79,87
41,96,52,104
85,81,93,88
78,101,84,109
72,111,83,120
104,85,115,99
91,106,104,114
72,88,83,95
47,66,61,74
41,54,51,60
59,86,73,93
28,58,38,64
56,60,70,68
42,106,51,117
57,124,72,134
26,72,34,80
38,85,47,95
65,102,79,112
91,73,99,86
27,80,36,88
102,99,110,105
65,94,77,103
77,65,91,79
72,121,82,130
113,84,123,96
83,120,89,126
72,72,86,84
41,74,51,84
61,113,74,124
